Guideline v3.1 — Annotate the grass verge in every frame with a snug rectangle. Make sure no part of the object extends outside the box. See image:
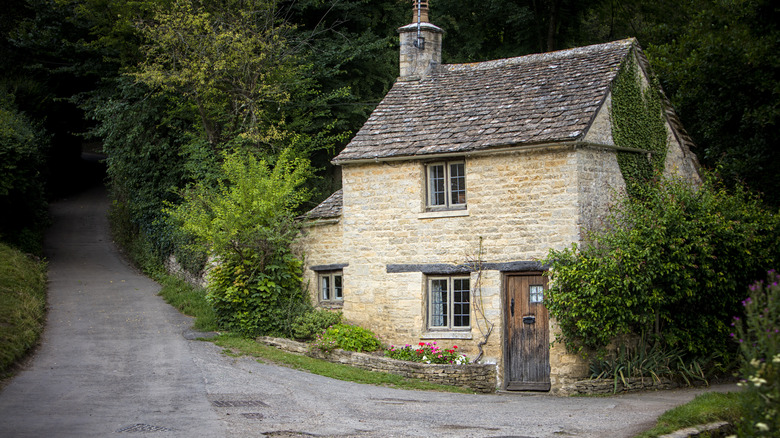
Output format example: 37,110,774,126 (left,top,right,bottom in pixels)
156,274,219,332
212,334,475,394
143,252,473,393
0,242,47,377
634,391,743,438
